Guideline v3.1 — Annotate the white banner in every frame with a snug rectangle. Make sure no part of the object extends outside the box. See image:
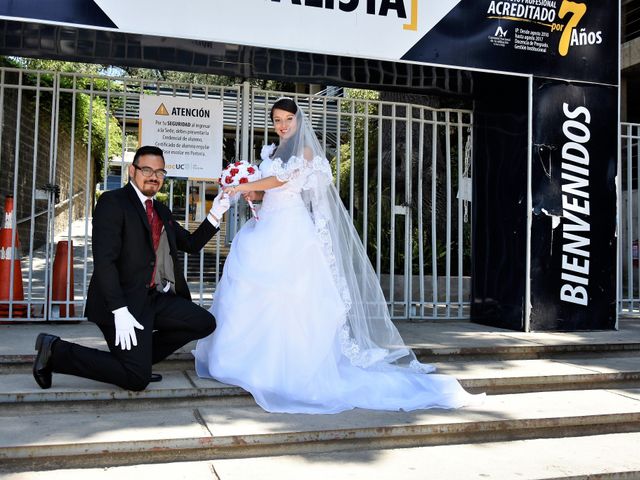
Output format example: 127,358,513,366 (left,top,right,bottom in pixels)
93,0,460,63
0,1,617,83
139,96,223,180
